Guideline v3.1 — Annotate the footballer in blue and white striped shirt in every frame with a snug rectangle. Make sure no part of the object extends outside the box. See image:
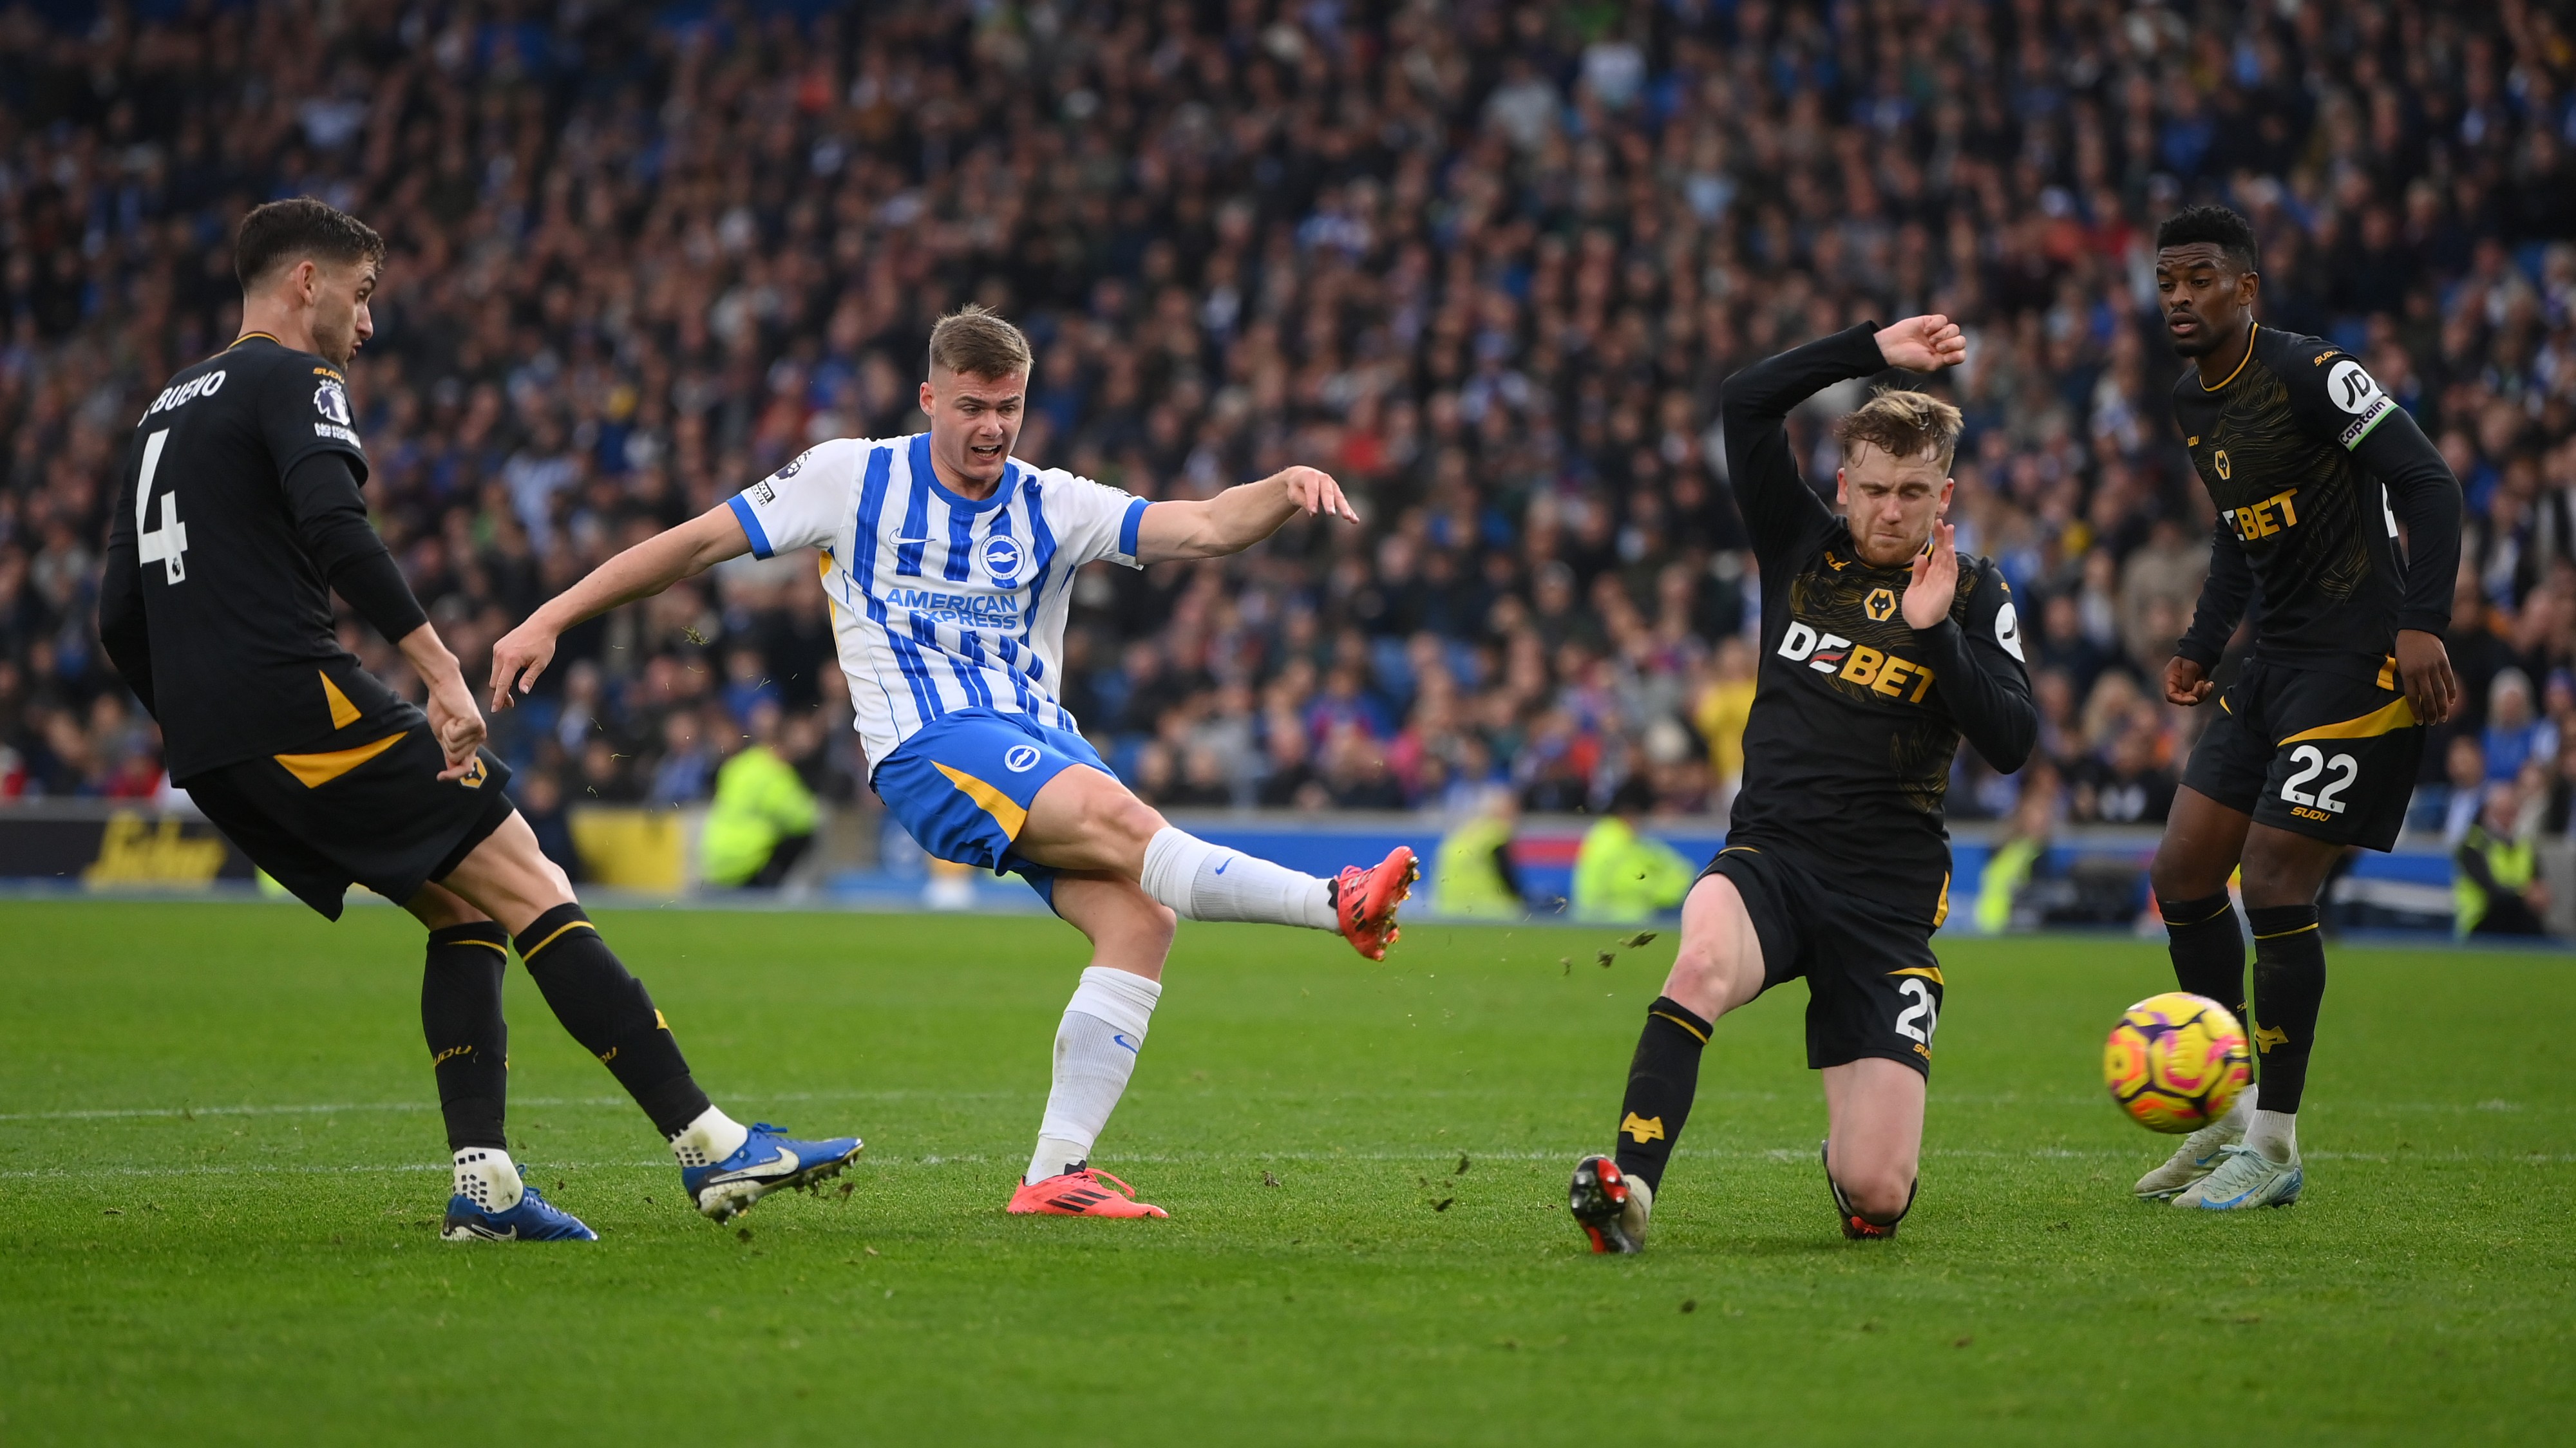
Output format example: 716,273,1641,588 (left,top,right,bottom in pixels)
489,305,1418,1218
